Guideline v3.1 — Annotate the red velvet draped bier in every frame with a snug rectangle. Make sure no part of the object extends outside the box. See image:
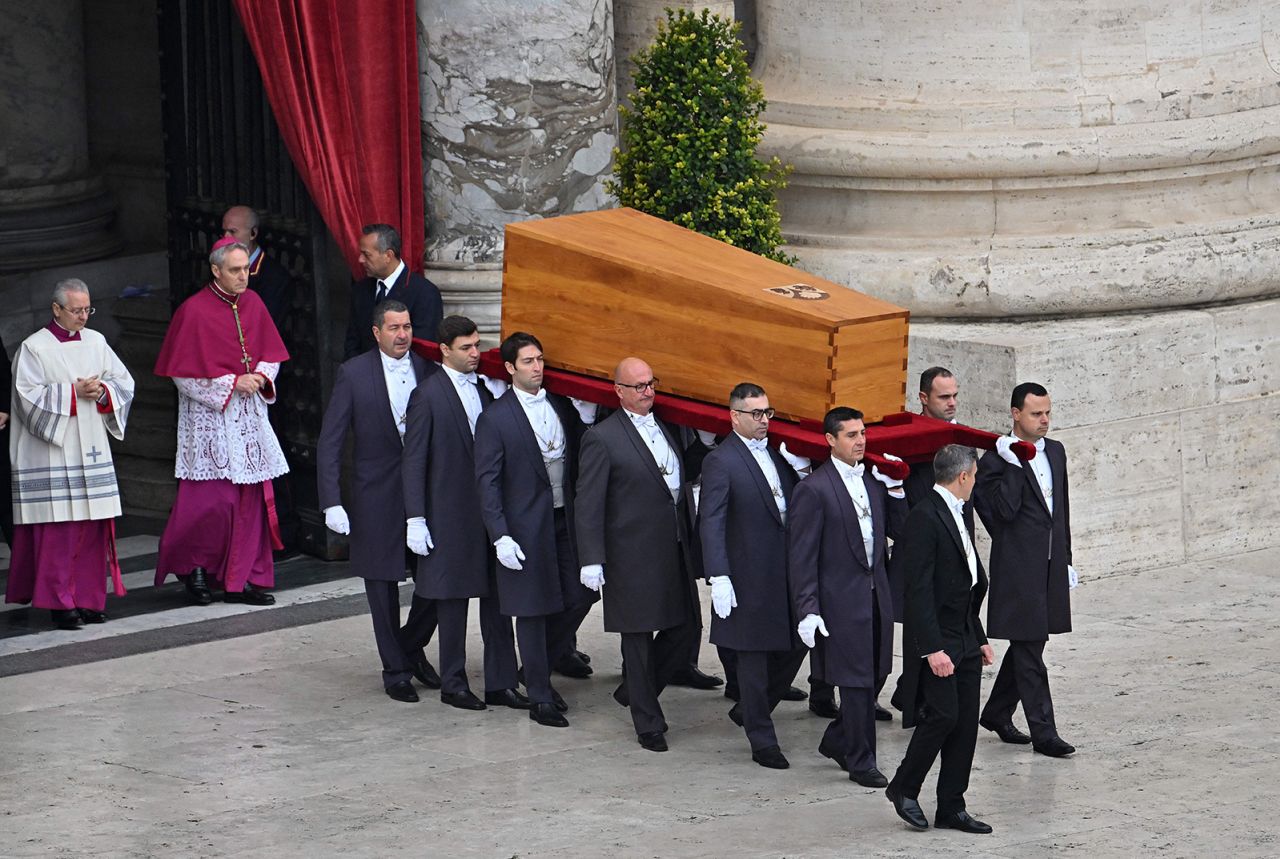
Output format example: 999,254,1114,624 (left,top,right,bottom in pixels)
410,339,1037,470
231,0,425,277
